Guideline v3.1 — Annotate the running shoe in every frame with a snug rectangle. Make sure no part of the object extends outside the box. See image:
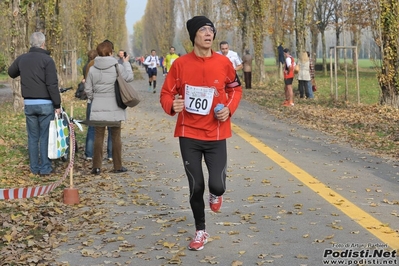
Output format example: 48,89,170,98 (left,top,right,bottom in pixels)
283,101,294,107
209,193,222,212
187,230,209,251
